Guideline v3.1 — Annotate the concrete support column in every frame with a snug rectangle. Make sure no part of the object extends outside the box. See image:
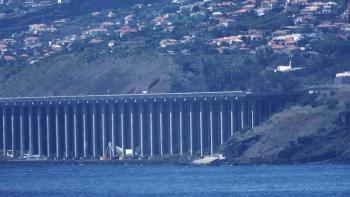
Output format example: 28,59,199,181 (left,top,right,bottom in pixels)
209,102,214,156
230,101,235,137
259,100,265,122
139,103,144,158
240,101,245,130
37,107,42,157
11,107,15,158
251,101,256,128
101,104,106,157
20,107,24,158
120,103,125,158
257,100,262,125
92,105,97,158
64,105,69,158
46,106,50,158
159,102,163,156
268,99,273,117
179,102,183,156
28,106,33,156
73,105,78,158
189,102,193,156
82,105,87,158
149,102,154,157
110,105,116,157
55,105,60,158
220,102,224,145
129,103,134,156
199,102,204,157
2,106,6,156
169,102,173,155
